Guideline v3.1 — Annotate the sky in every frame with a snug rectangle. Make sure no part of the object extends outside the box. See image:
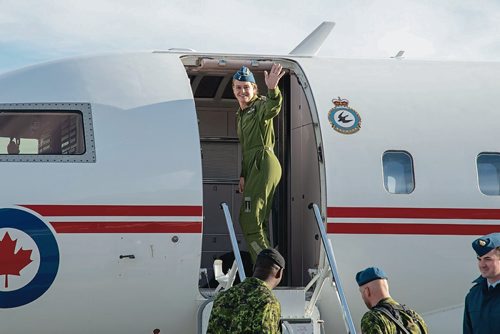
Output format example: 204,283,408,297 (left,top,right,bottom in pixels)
0,0,499,74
